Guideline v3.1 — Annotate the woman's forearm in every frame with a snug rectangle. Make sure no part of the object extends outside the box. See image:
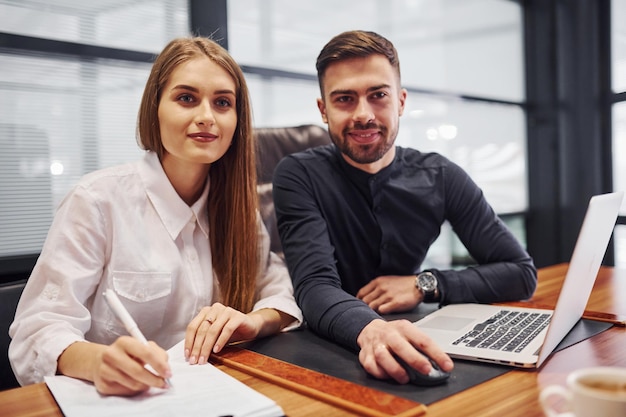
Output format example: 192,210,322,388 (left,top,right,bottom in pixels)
248,308,297,338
